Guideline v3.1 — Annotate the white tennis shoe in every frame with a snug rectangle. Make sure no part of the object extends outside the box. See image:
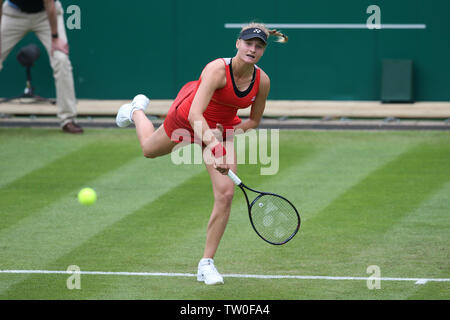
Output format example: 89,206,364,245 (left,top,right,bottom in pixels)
115,94,150,128
131,94,150,111
197,258,224,285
